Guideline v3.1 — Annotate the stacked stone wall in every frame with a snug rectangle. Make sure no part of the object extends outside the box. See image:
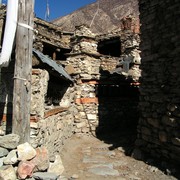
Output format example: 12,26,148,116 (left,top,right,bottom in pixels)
31,111,74,156
30,69,75,156
100,56,119,71
34,18,72,51
0,69,75,157
65,55,100,135
137,0,180,163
